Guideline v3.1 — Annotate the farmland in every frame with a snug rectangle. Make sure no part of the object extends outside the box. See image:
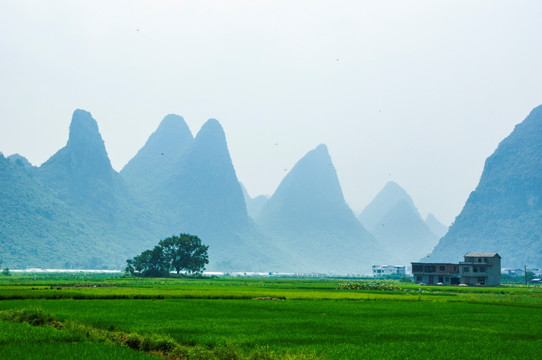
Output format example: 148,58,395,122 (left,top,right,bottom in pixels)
1,274,542,359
